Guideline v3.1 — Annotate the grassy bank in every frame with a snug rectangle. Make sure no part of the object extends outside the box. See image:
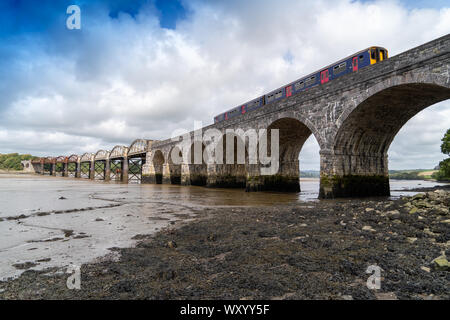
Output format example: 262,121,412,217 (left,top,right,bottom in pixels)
389,169,438,180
